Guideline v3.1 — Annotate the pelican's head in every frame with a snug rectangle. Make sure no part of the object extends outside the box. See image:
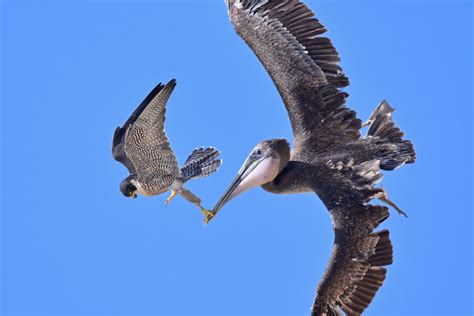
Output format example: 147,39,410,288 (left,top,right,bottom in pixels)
120,174,138,198
211,139,290,216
